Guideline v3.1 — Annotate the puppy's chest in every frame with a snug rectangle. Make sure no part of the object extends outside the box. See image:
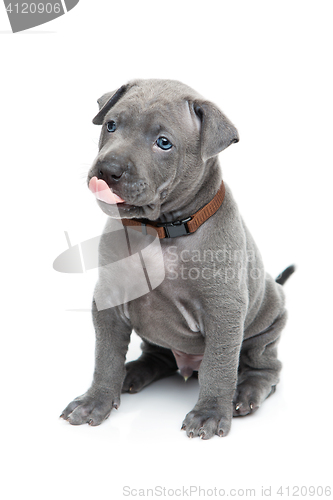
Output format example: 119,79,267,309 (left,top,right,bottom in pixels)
125,290,205,353
123,240,207,353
